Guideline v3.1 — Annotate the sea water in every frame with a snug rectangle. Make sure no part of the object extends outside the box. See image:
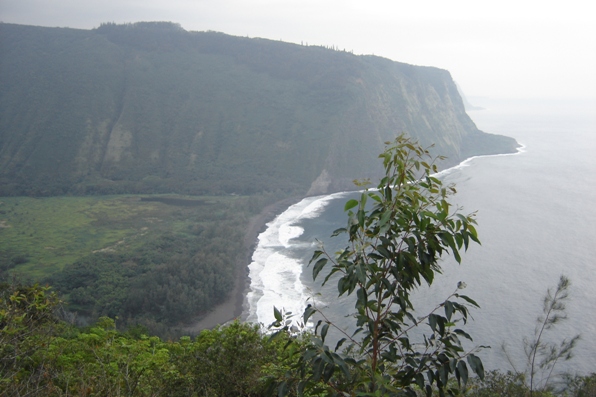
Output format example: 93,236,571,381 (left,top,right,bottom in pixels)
246,98,596,374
